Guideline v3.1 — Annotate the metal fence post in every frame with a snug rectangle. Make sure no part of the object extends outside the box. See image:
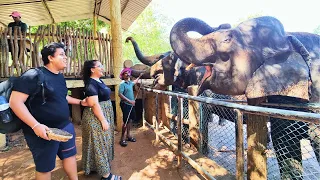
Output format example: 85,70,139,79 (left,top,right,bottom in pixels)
235,109,244,180
177,97,183,167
